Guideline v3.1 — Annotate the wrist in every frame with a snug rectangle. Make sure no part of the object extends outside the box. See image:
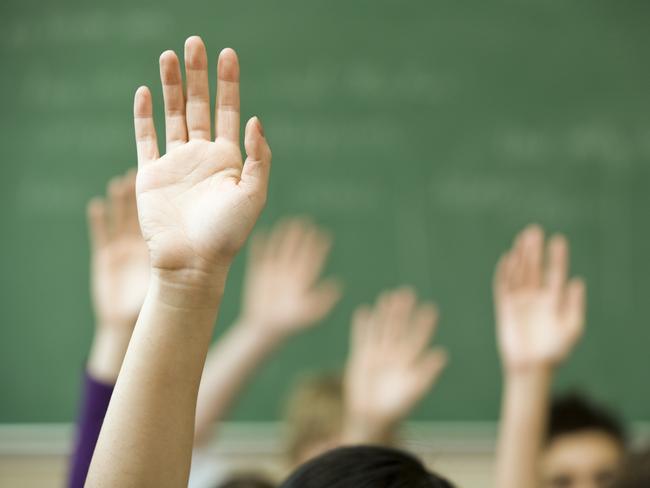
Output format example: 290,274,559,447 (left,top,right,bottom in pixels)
236,314,290,340
343,394,399,444
503,366,553,404
504,362,554,382
150,266,230,311
342,412,397,445
233,317,287,348
96,319,137,336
